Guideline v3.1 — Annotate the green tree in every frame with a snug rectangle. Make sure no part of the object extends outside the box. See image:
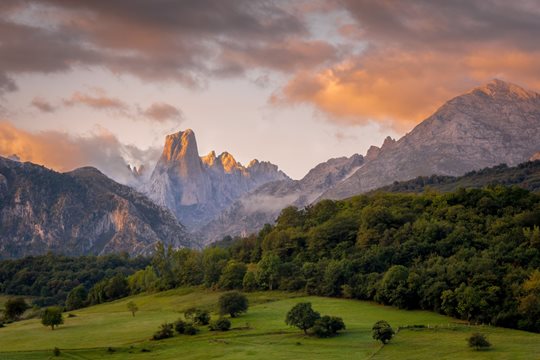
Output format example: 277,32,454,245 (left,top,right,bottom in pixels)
153,322,174,340
242,270,258,291
219,260,247,290
127,301,138,317
372,320,394,344
41,307,63,330
66,285,87,311
4,297,28,321
184,308,210,325
256,254,280,290
312,315,346,338
285,302,321,334
209,317,231,331
468,333,491,350
218,291,249,317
